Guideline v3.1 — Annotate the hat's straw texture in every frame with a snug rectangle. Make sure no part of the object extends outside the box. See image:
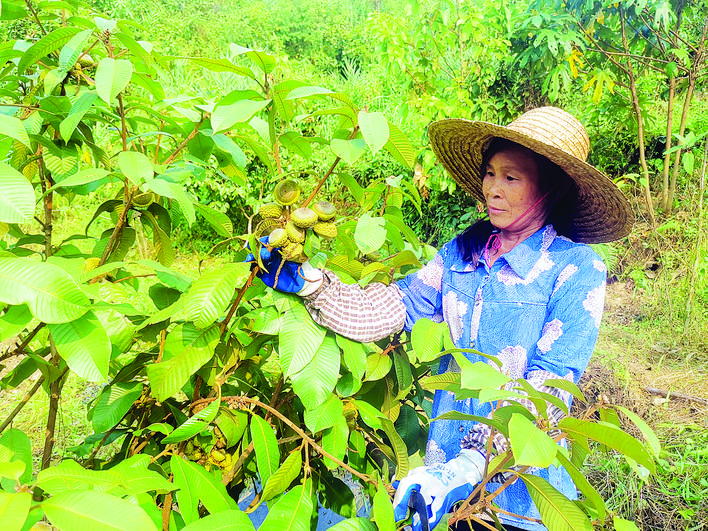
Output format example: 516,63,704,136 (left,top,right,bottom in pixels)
428,107,634,244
